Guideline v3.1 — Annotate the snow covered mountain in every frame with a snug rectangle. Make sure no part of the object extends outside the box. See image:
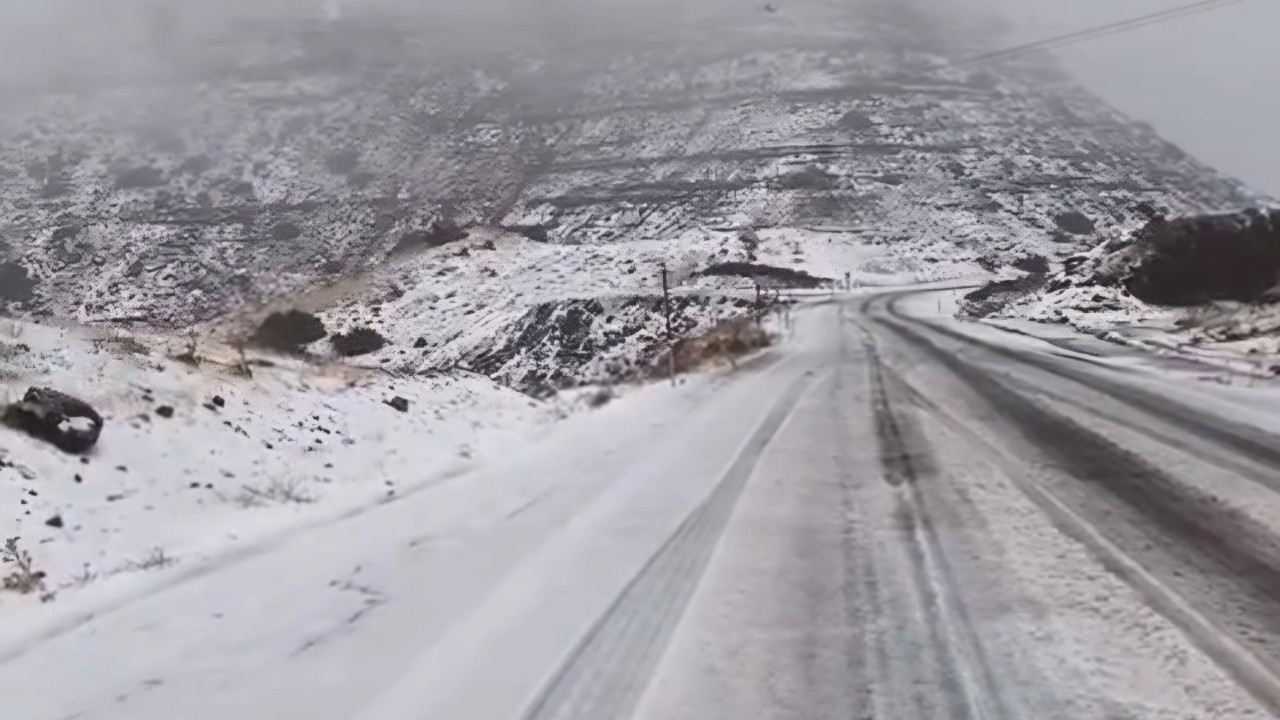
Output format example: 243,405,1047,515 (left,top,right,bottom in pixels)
0,0,1262,337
